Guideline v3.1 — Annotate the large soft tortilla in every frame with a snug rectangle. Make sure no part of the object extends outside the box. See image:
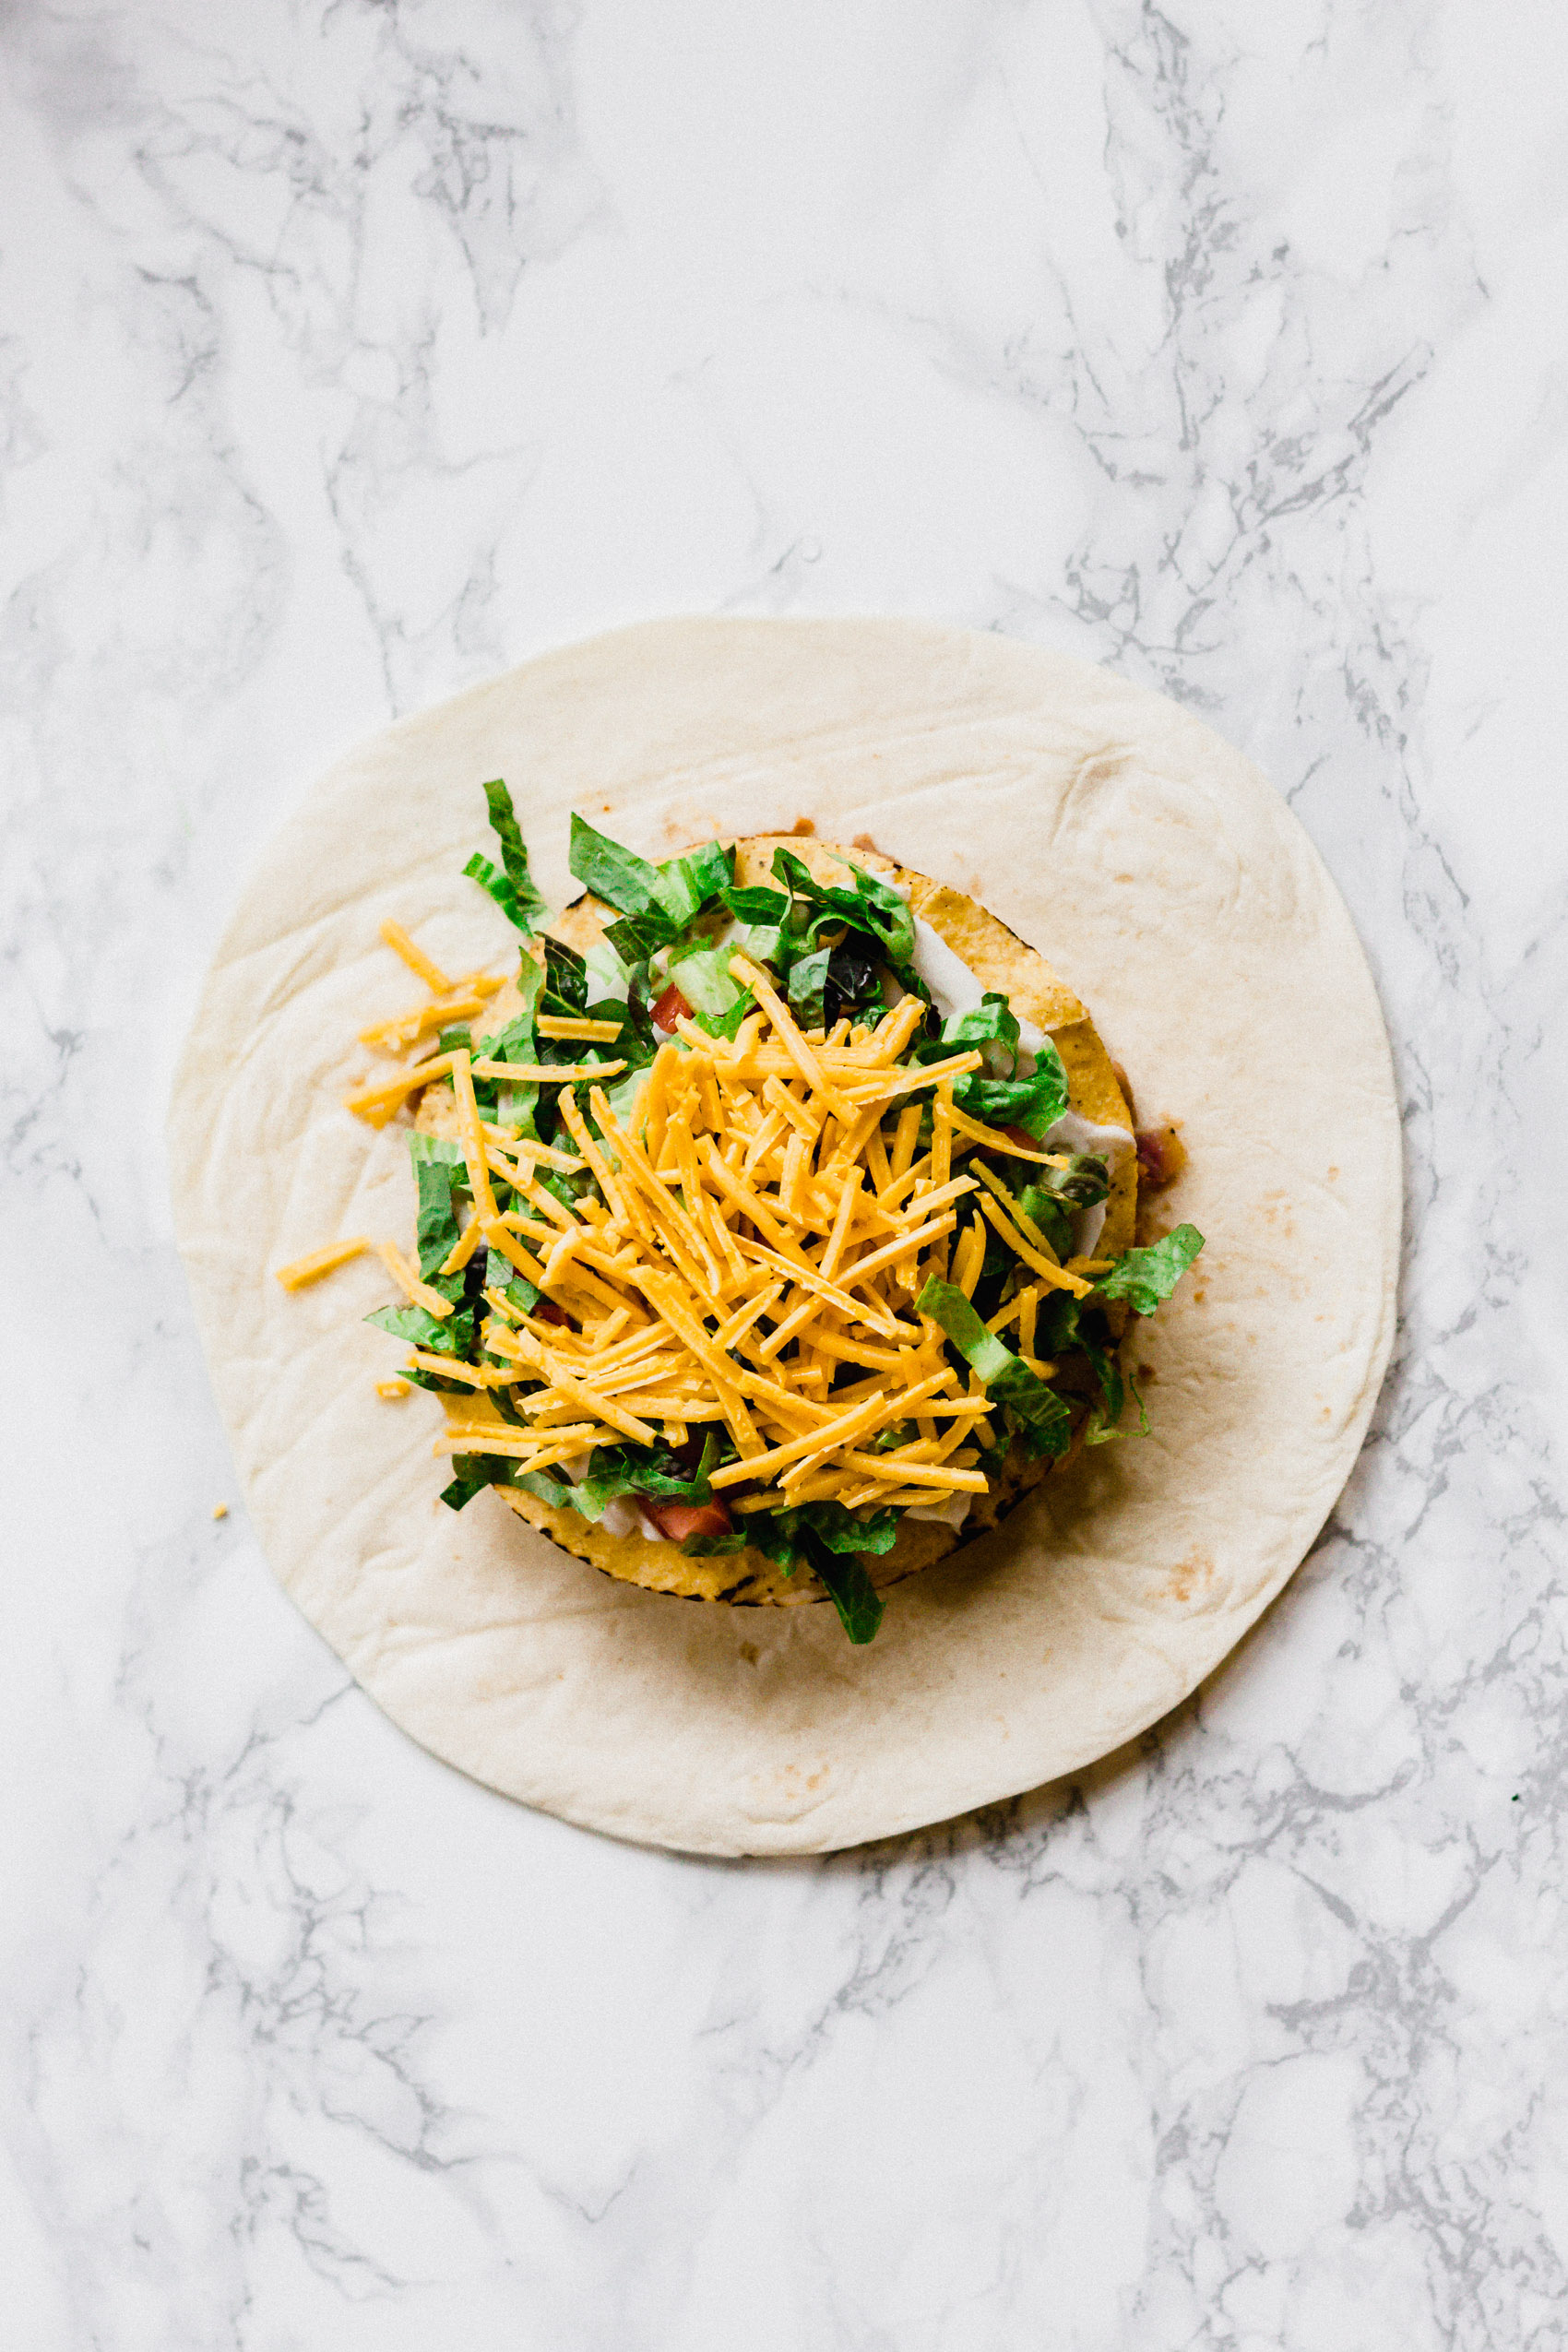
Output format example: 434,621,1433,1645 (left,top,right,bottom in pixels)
169,619,1400,1857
